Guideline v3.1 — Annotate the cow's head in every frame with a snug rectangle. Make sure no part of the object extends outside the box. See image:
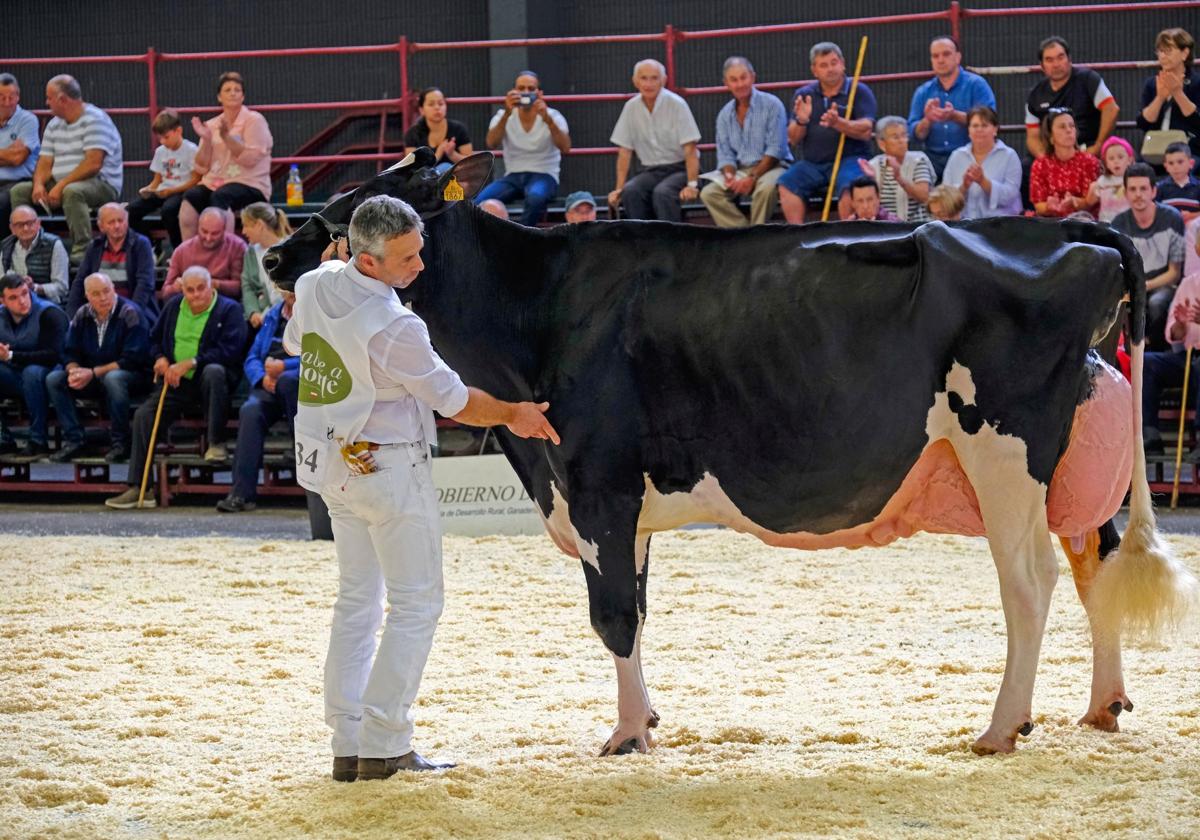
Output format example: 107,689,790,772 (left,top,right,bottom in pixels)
263,148,493,291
